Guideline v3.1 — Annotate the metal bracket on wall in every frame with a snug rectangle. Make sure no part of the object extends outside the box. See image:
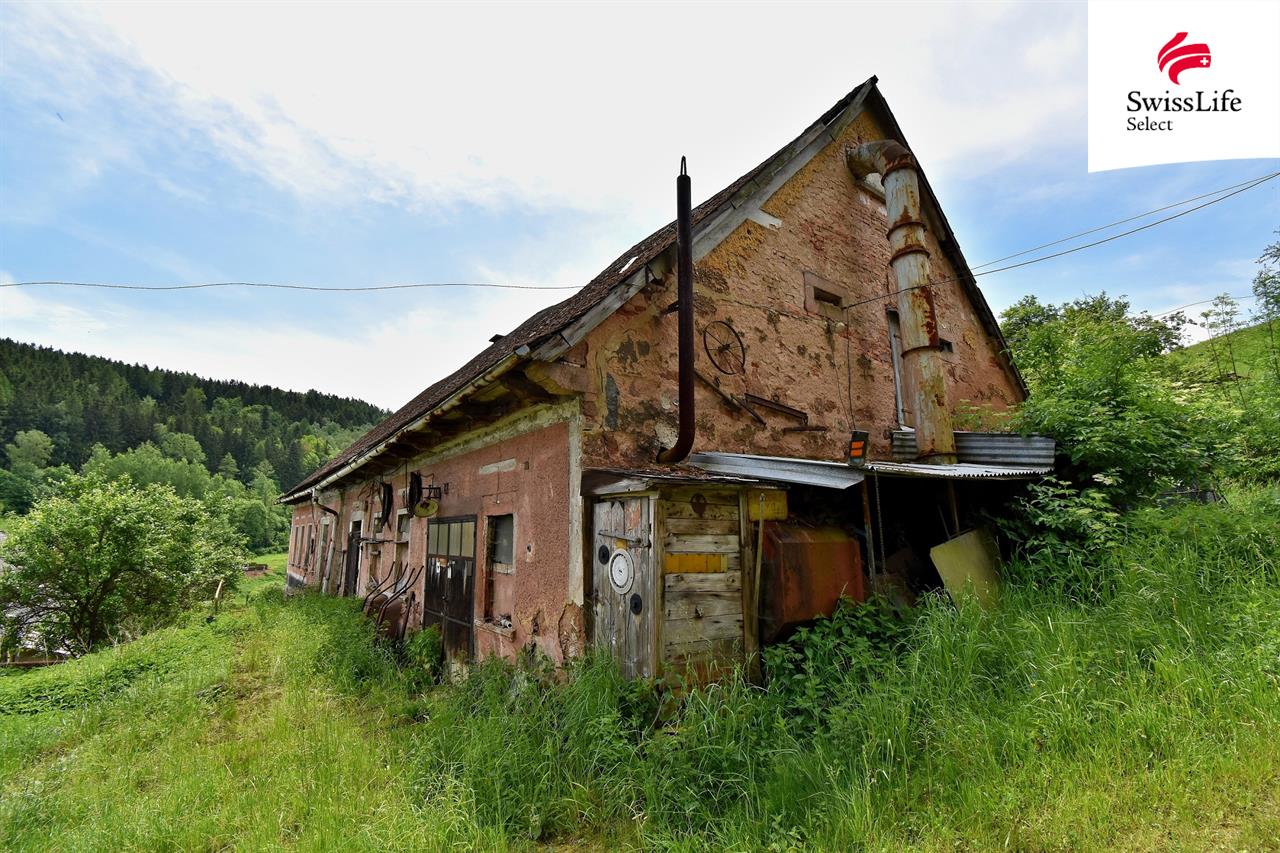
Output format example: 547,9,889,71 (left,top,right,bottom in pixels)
694,369,766,425
742,393,810,425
